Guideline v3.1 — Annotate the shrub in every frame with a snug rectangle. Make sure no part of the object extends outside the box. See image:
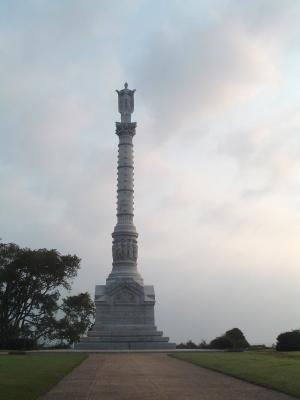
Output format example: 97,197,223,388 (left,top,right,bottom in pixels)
276,330,300,351
4,338,38,350
176,340,198,349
